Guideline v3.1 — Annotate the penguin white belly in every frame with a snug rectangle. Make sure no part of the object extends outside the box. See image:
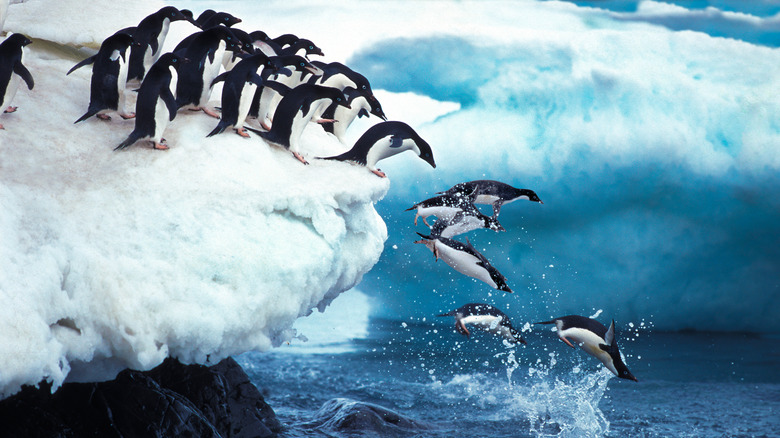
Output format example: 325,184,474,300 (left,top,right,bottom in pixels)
152,19,171,64
235,82,258,127
2,73,20,108
116,49,130,114
434,241,498,289
312,75,355,119
365,137,418,170
332,96,369,142
289,96,330,154
558,327,618,374
462,315,501,330
475,194,502,205
439,216,483,238
152,68,177,142
199,43,226,106
265,70,304,120
416,205,461,222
